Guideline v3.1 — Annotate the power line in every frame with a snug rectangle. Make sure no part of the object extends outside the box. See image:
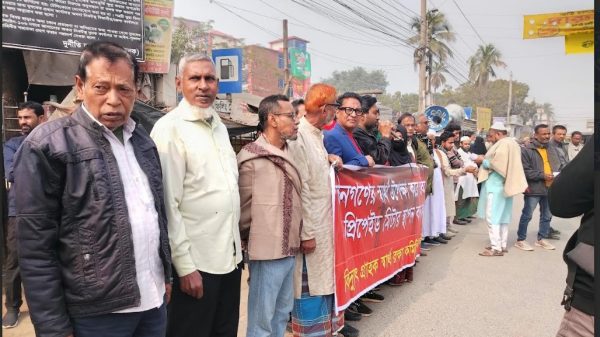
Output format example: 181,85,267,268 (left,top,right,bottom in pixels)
451,0,485,44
